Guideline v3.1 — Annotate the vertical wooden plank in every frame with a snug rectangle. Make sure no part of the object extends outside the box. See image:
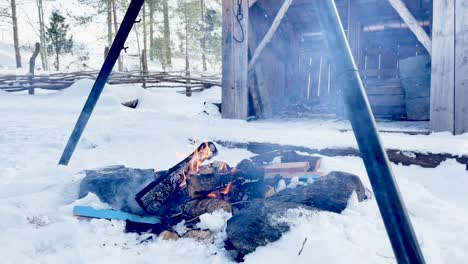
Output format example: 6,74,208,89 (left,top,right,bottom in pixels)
430,0,455,132
222,0,249,119
455,0,468,134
